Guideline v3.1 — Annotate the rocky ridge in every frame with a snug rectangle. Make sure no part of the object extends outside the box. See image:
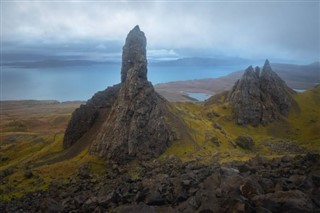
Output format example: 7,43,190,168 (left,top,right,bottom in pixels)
226,60,296,126
63,26,176,163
